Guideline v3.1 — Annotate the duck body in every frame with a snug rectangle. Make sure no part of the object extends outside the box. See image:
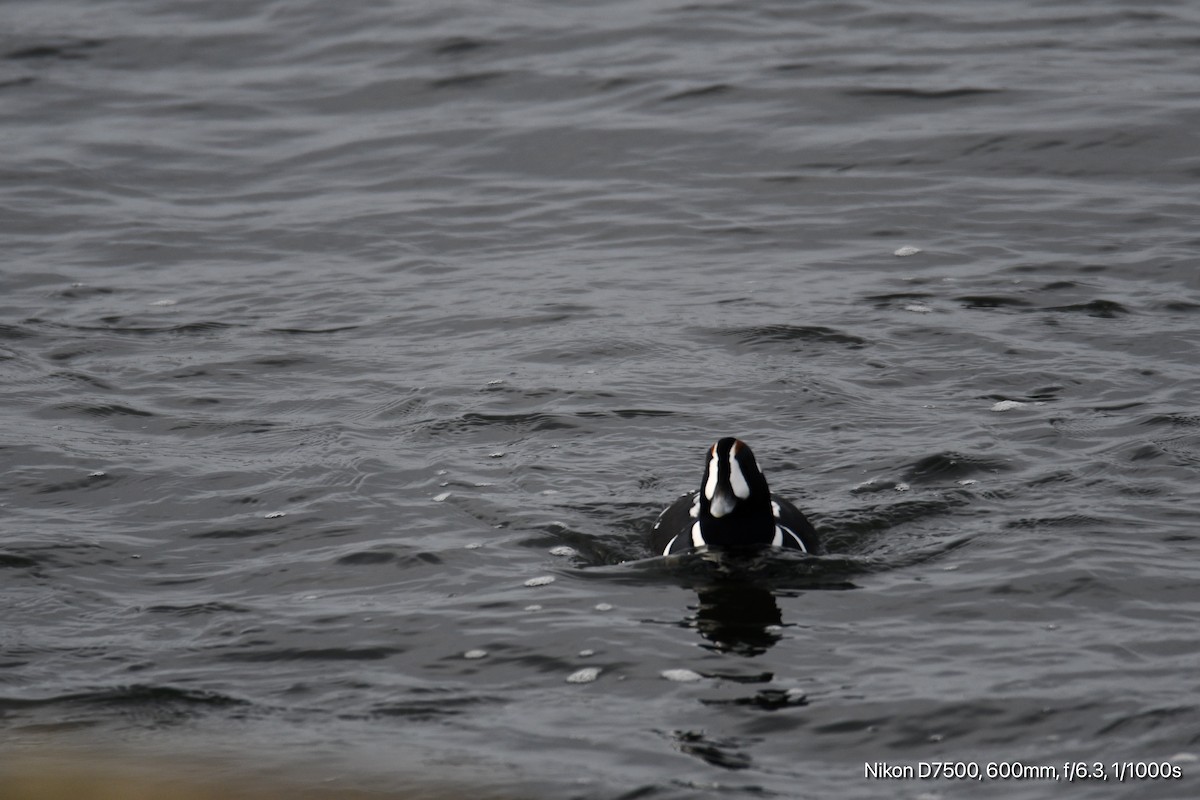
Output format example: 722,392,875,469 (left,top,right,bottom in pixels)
649,437,819,556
